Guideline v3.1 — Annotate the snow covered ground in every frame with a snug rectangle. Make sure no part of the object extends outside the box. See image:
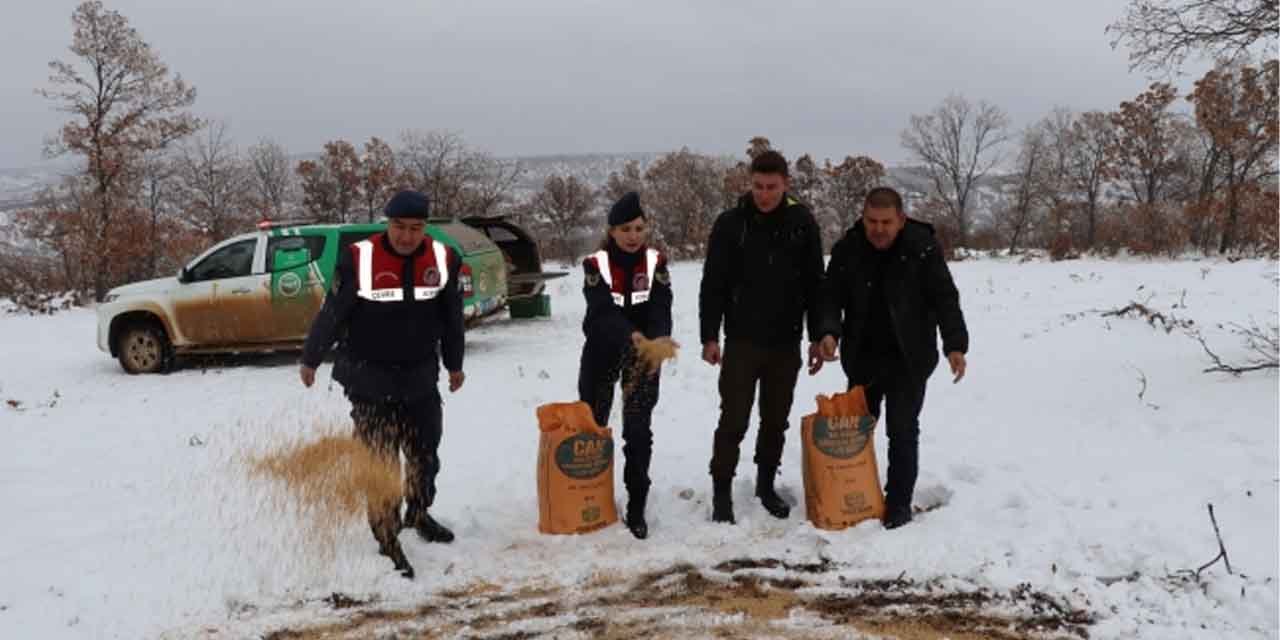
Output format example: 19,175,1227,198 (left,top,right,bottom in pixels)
1,257,1276,639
